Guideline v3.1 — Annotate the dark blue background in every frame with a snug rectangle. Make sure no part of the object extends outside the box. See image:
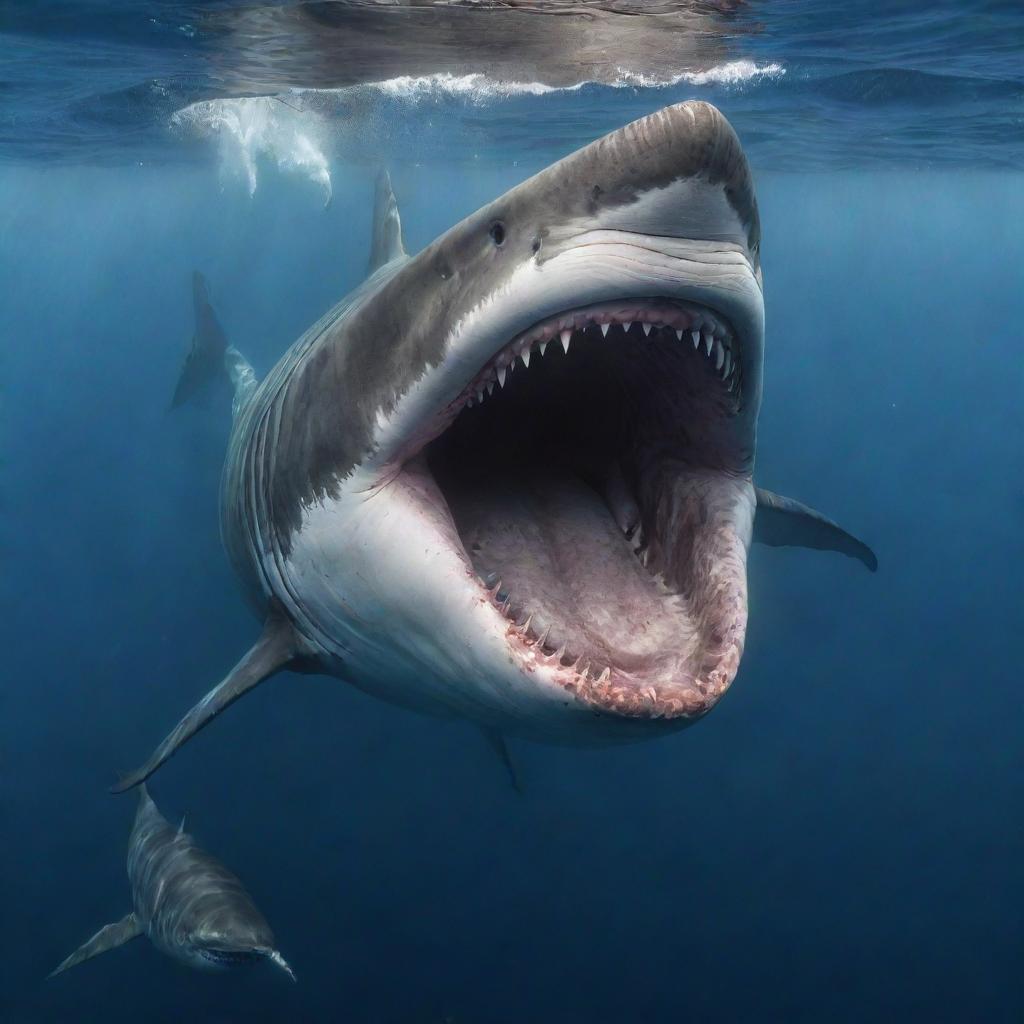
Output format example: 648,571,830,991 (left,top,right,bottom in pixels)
2,159,1021,1022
